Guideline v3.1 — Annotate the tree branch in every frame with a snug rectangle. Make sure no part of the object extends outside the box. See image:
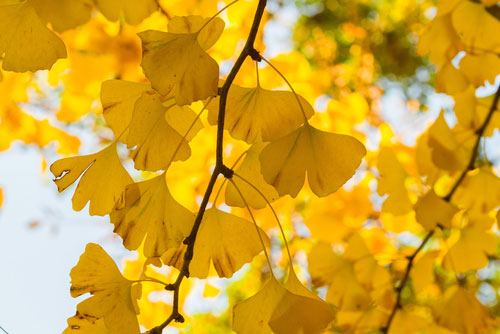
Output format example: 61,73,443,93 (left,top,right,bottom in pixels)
149,1,267,332
382,84,500,333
